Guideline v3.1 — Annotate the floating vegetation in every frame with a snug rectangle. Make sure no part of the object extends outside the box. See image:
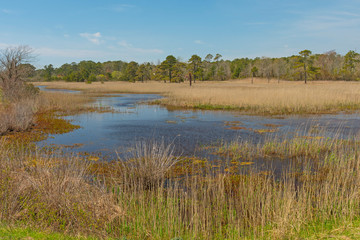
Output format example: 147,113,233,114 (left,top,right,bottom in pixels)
224,120,243,126
1,112,80,147
226,126,247,130
263,123,283,128
254,128,278,134
165,120,178,124
175,115,197,120
56,143,84,149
